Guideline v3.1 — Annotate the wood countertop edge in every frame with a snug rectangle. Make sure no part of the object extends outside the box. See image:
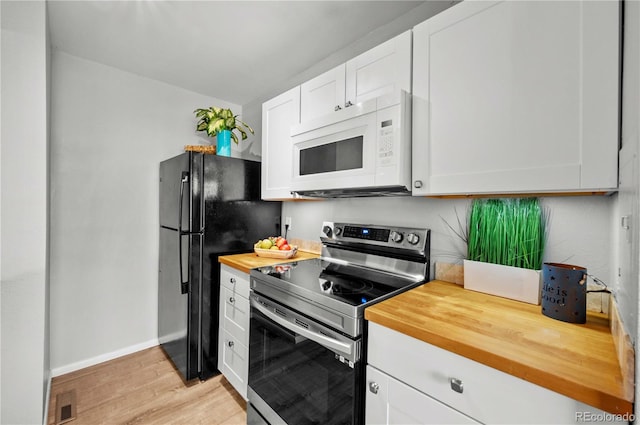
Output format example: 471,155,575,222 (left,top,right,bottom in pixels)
218,258,252,274
365,283,634,415
219,251,320,274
